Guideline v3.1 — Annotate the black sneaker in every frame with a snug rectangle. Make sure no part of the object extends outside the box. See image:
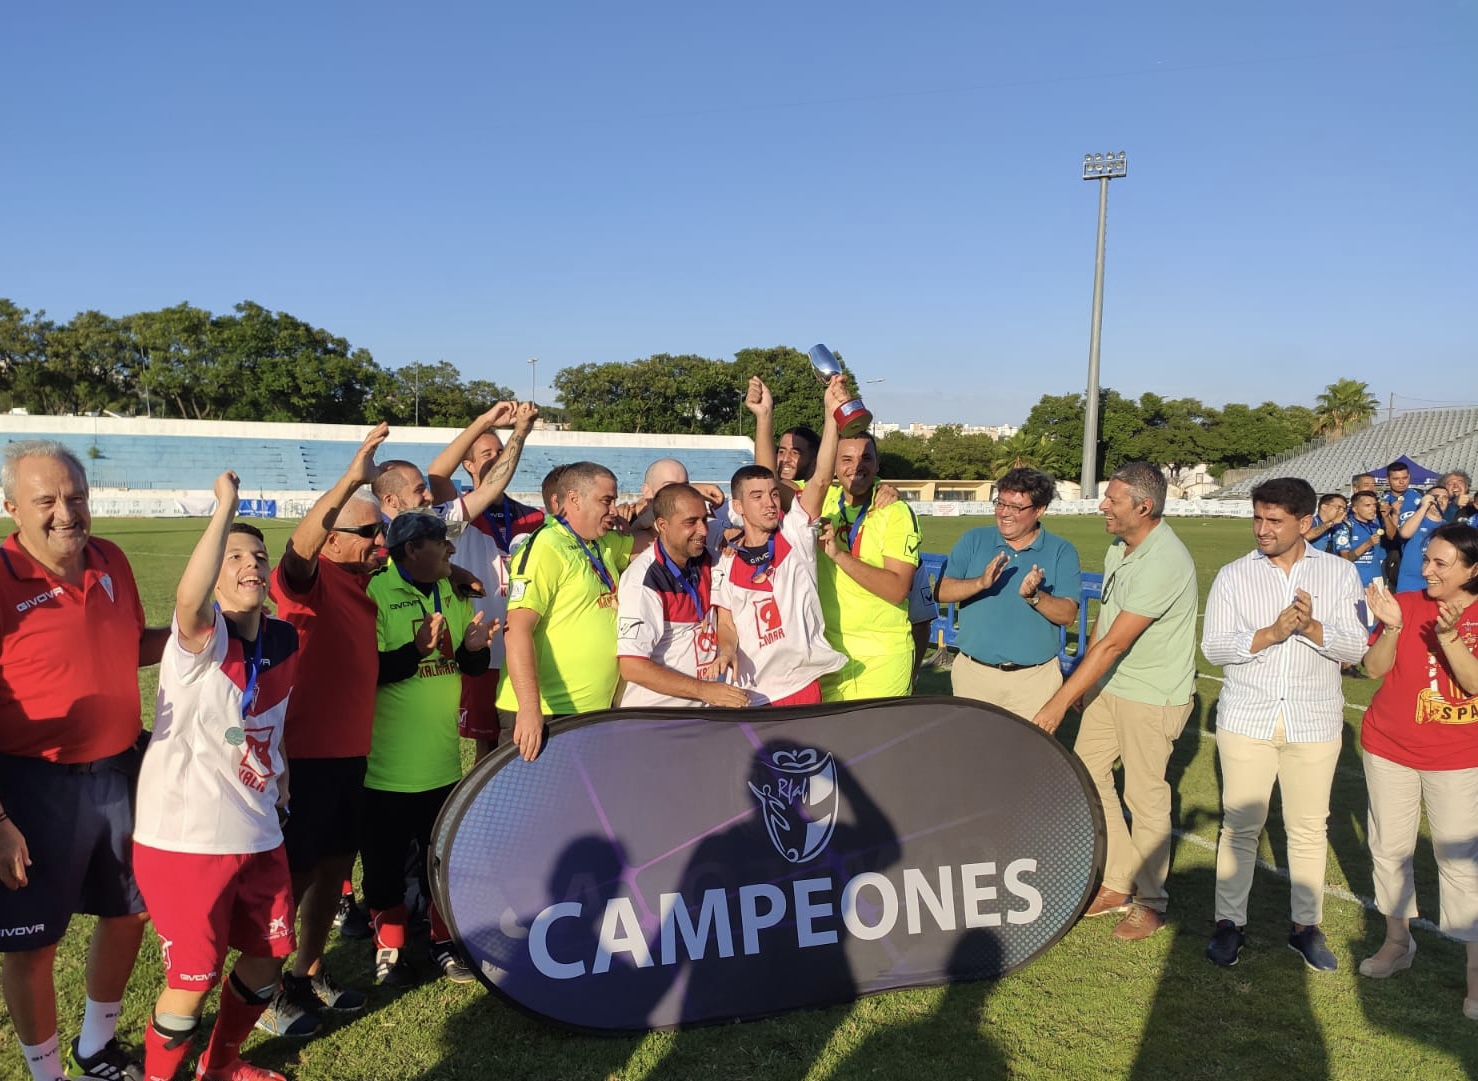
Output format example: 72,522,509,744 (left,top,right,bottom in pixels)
374,946,416,988
305,971,367,1012
335,894,372,940
66,1036,143,1081
1288,925,1338,972
253,977,322,1038
1206,920,1246,967
430,940,475,984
